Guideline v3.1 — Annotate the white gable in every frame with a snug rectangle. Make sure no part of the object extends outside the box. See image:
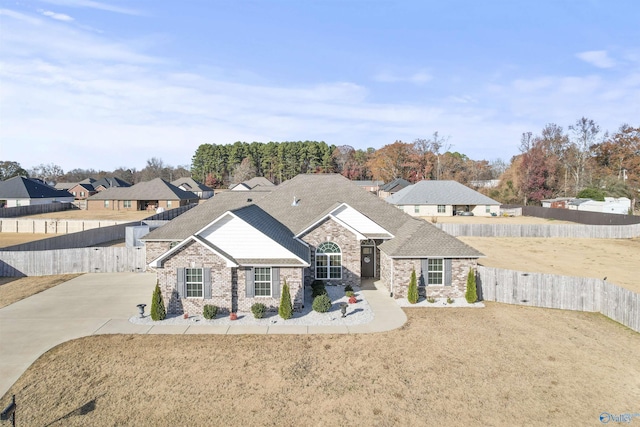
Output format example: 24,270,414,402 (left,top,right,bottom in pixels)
331,204,391,237
198,213,299,260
